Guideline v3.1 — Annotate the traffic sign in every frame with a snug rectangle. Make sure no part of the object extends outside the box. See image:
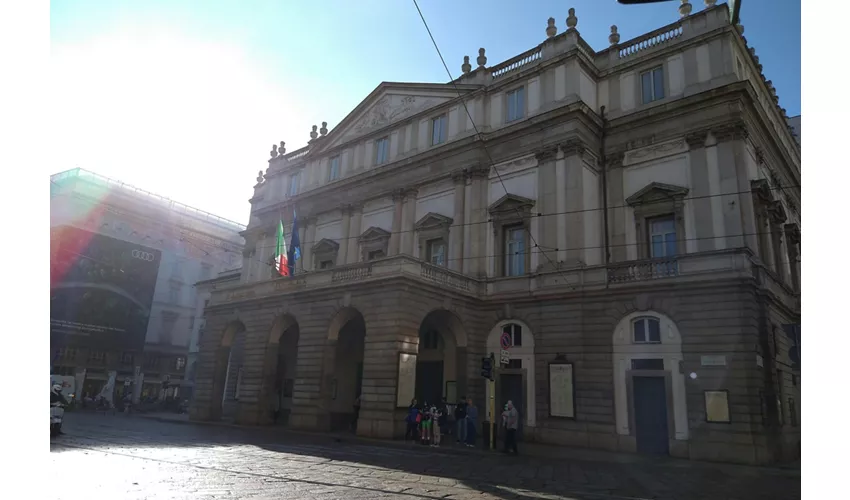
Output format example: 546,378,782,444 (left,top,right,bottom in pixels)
500,331,512,349
500,349,510,366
